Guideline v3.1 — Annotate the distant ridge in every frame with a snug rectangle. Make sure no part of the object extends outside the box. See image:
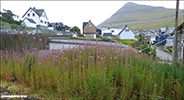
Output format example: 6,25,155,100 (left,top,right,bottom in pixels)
97,2,184,30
